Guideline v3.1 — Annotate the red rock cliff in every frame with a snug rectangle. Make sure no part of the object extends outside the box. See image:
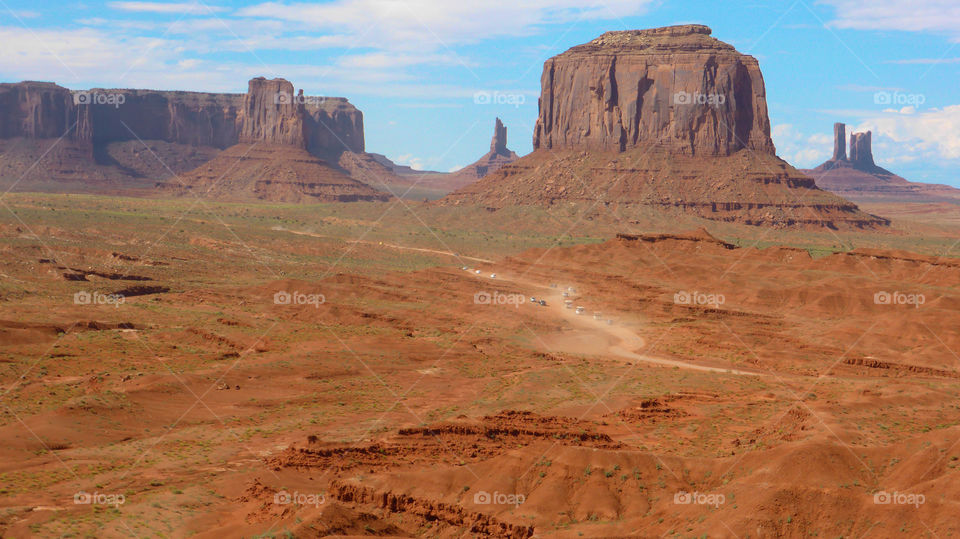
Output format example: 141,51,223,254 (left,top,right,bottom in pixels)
0,78,364,155
533,24,775,157
0,81,87,141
